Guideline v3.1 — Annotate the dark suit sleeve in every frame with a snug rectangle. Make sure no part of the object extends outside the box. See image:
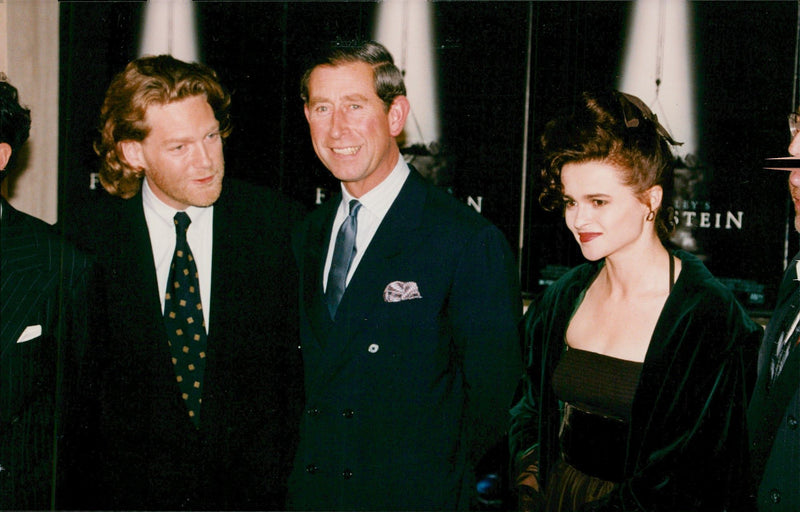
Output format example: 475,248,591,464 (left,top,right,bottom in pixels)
0,216,92,509
54,244,94,506
449,224,522,463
